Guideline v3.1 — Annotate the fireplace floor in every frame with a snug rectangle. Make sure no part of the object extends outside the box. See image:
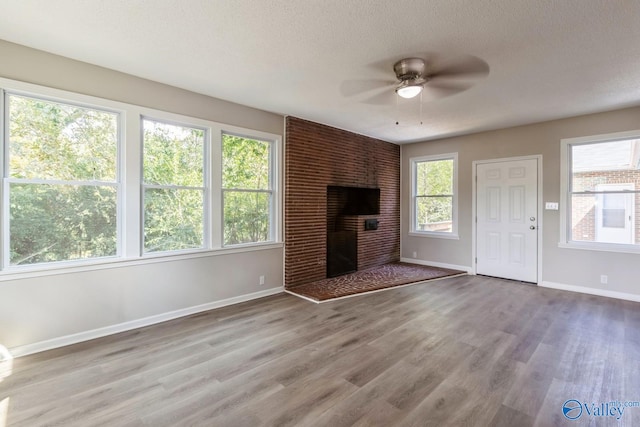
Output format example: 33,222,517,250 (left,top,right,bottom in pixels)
286,262,466,303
